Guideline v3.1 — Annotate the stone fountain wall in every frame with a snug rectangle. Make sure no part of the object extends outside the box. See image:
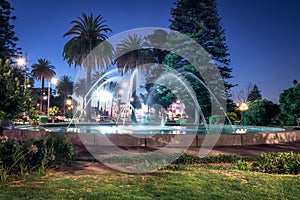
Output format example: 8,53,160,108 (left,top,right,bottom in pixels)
3,129,300,147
